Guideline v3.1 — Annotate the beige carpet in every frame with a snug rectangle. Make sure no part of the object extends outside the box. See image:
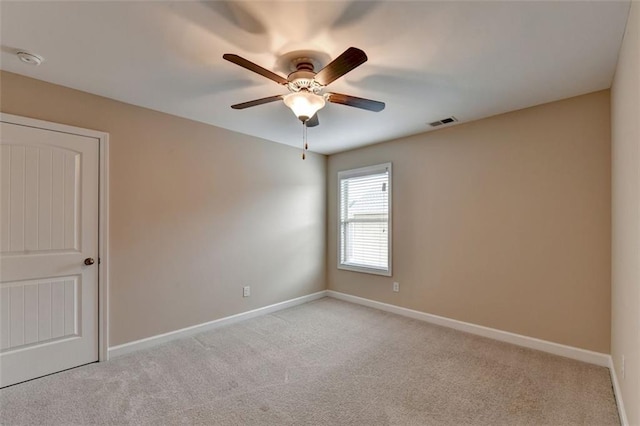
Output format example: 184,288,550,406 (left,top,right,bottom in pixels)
0,297,619,425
